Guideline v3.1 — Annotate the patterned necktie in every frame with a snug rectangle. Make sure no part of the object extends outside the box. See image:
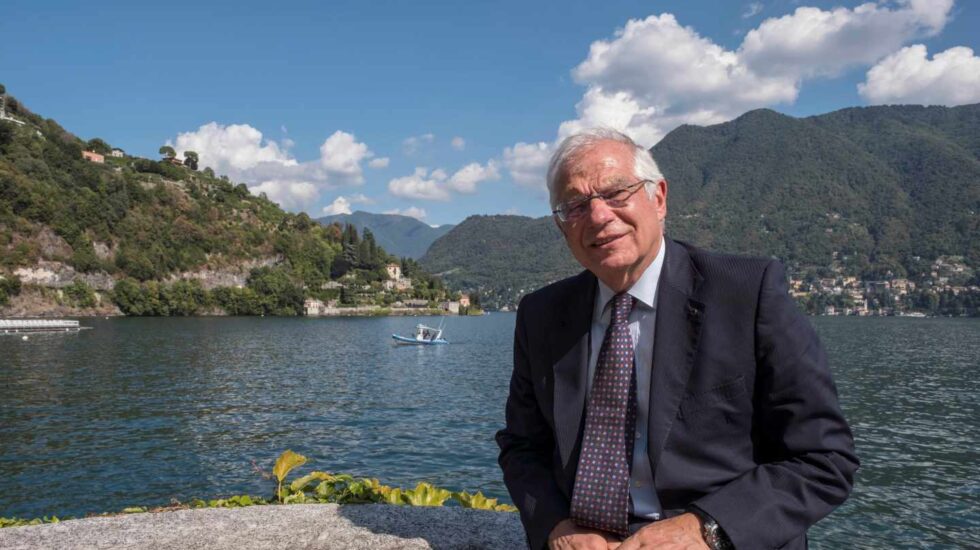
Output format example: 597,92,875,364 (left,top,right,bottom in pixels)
570,292,637,536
